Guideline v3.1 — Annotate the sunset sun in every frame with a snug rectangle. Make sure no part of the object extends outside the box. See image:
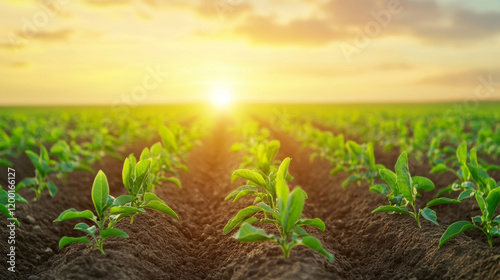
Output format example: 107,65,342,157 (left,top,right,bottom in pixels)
210,85,233,108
